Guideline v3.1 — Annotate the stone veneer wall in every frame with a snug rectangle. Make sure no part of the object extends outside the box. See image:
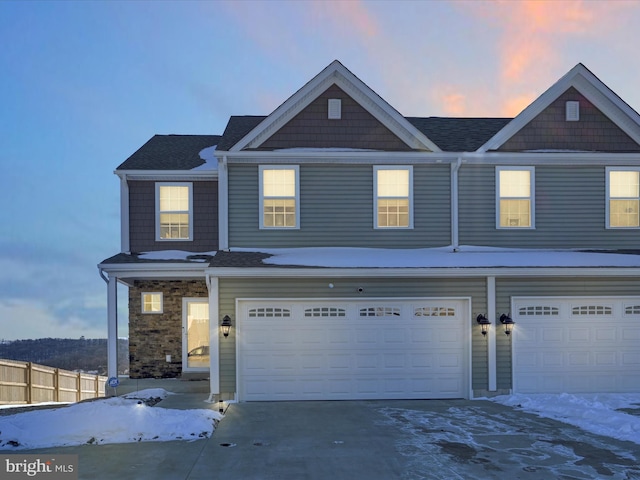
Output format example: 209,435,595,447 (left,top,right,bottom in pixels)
129,279,208,378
